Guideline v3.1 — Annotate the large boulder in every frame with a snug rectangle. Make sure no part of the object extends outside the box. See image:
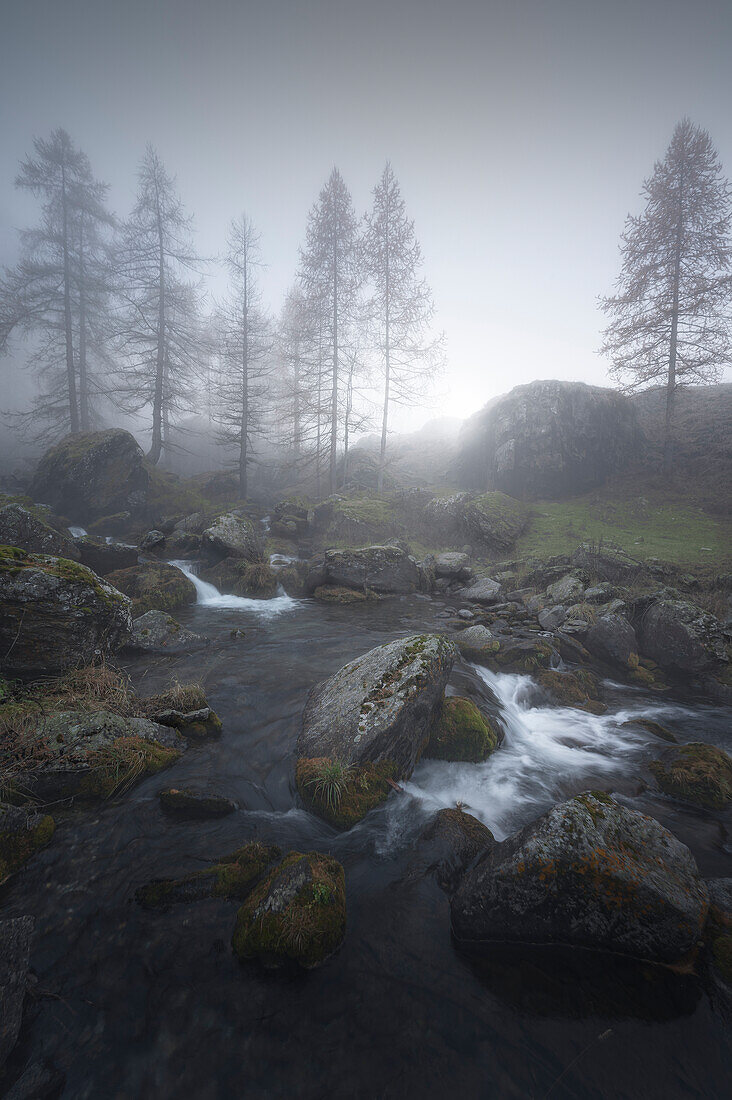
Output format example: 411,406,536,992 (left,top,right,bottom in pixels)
637,599,729,675
29,429,148,521
0,916,34,1072
459,576,502,604
584,613,638,668
104,562,196,616
125,610,209,654
316,545,421,595
456,380,640,499
202,513,261,562
424,696,498,762
451,792,708,962
74,535,138,575
0,503,79,560
424,492,529,553
0,548,132,675
297,634,456,780
417,809,496,894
